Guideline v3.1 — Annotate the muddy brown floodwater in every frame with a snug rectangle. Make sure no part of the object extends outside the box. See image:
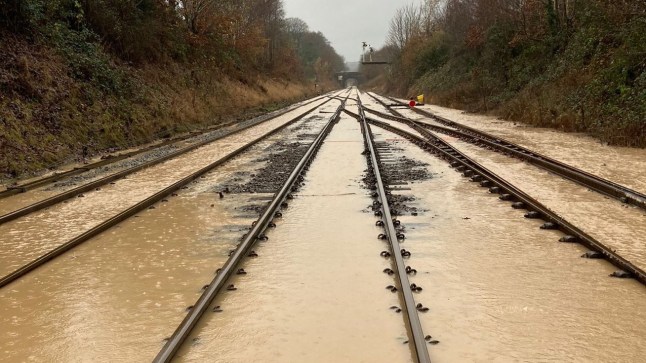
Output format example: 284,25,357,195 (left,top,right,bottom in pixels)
362,94,646,270
0,98,332,277
174,112,413,363
1,89,645,362
0,106,334,362
367,124,646,362
392,96,646,195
